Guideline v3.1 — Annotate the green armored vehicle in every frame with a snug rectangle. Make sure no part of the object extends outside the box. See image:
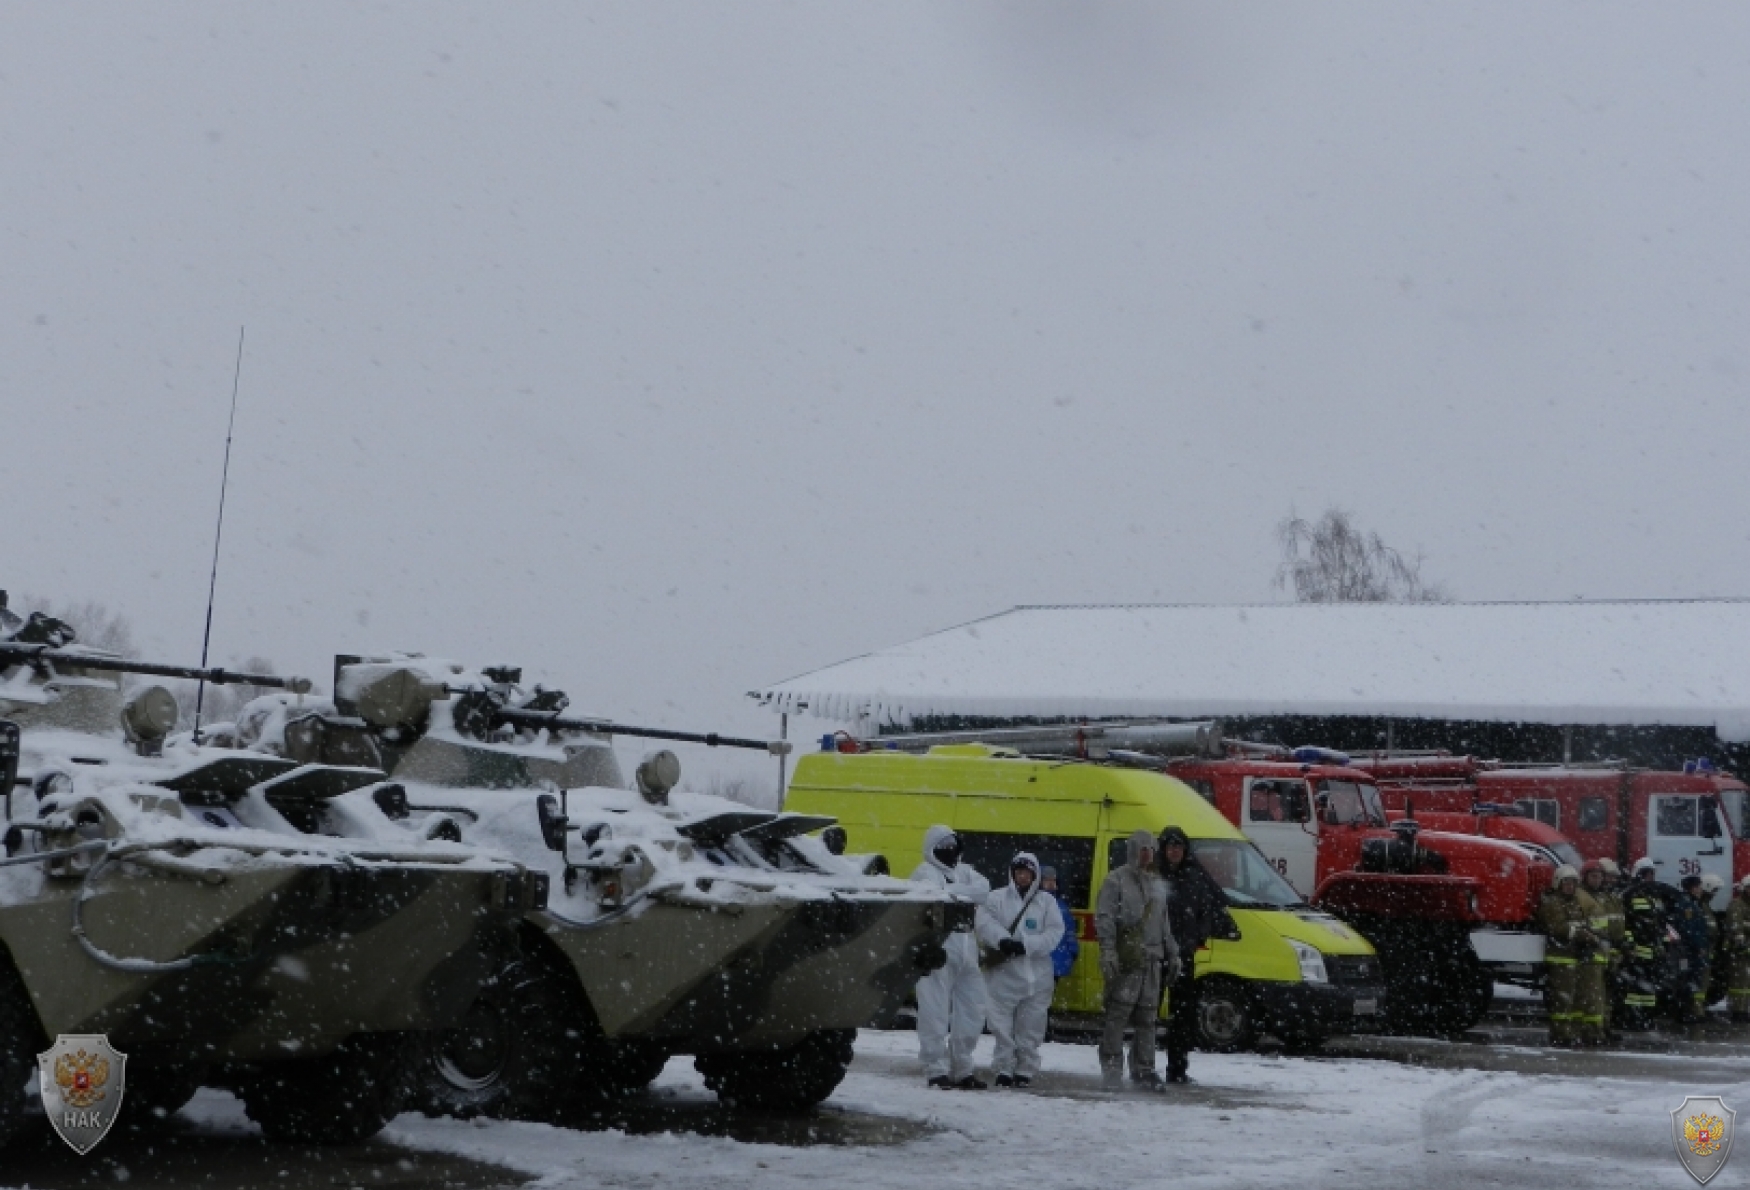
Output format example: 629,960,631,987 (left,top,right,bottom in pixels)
263,653,968,1119
0,608,545,1148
